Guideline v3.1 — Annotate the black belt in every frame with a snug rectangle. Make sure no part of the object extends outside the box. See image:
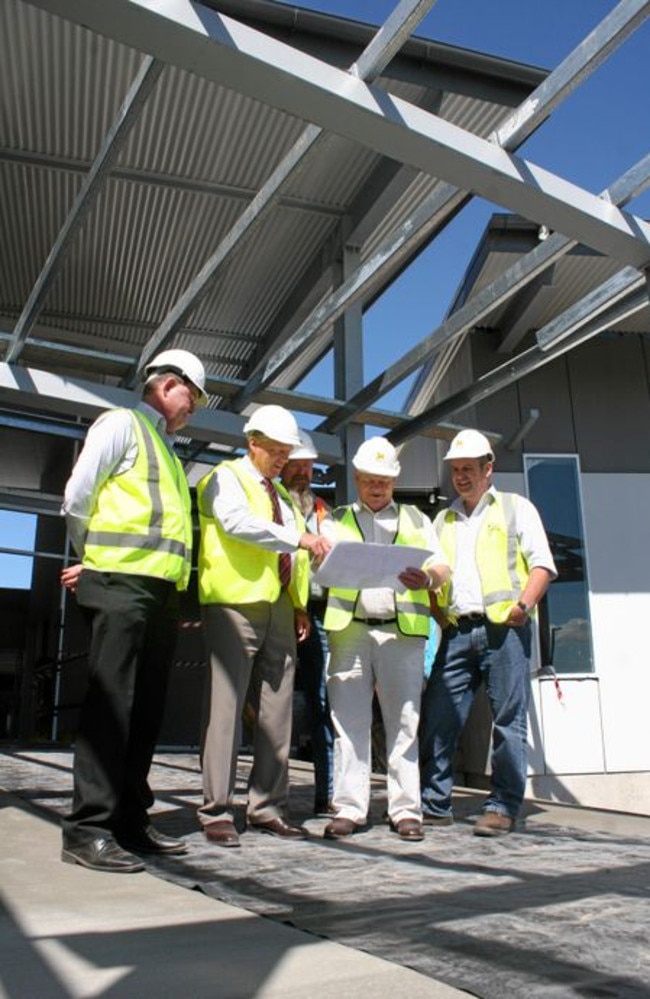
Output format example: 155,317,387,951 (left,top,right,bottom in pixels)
455,613,486,628
353,617,397,626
